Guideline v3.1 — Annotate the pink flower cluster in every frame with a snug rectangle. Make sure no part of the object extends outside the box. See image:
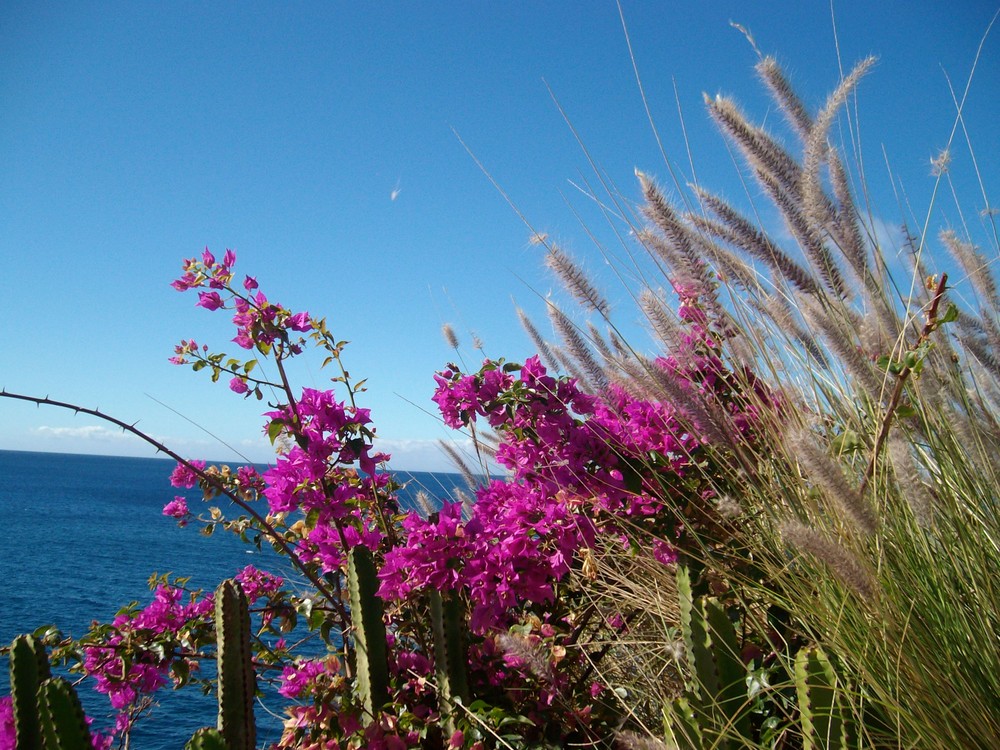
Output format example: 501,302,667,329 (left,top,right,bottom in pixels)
0,696,12,750
83,585,213,714
381,352,718,630
233,564,283,605
170,248,313,357
279,657,338,699
379,502,469,599
168,459,205,489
